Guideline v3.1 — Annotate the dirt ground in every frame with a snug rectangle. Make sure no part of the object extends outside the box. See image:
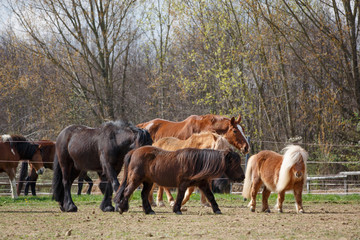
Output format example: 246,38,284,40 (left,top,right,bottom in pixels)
0,196,359,240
